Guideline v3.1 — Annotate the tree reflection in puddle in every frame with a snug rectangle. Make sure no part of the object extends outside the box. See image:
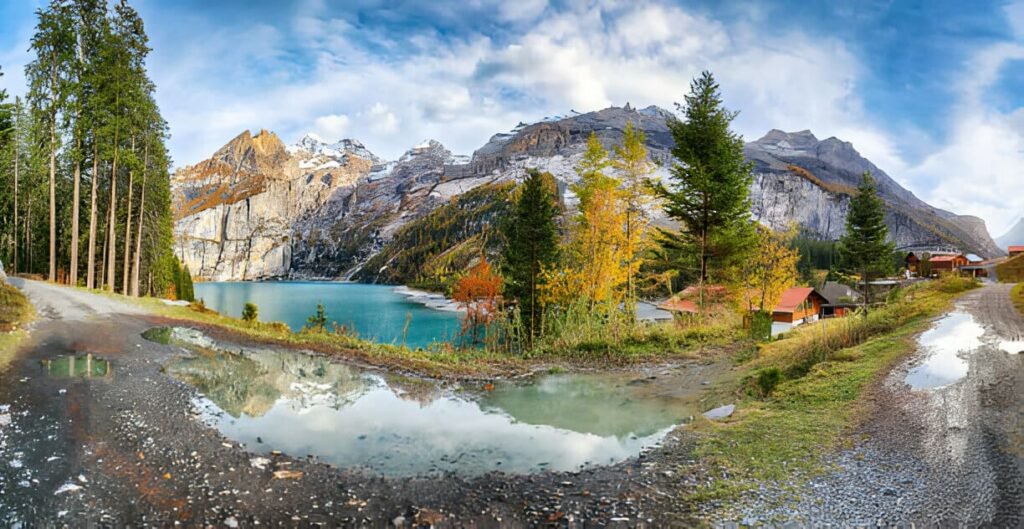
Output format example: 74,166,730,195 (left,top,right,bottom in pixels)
163,331,698,477
43,354,112,379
